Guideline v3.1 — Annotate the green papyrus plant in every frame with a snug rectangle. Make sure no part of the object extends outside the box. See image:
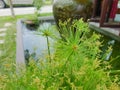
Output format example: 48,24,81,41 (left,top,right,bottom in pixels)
0,19,120,90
